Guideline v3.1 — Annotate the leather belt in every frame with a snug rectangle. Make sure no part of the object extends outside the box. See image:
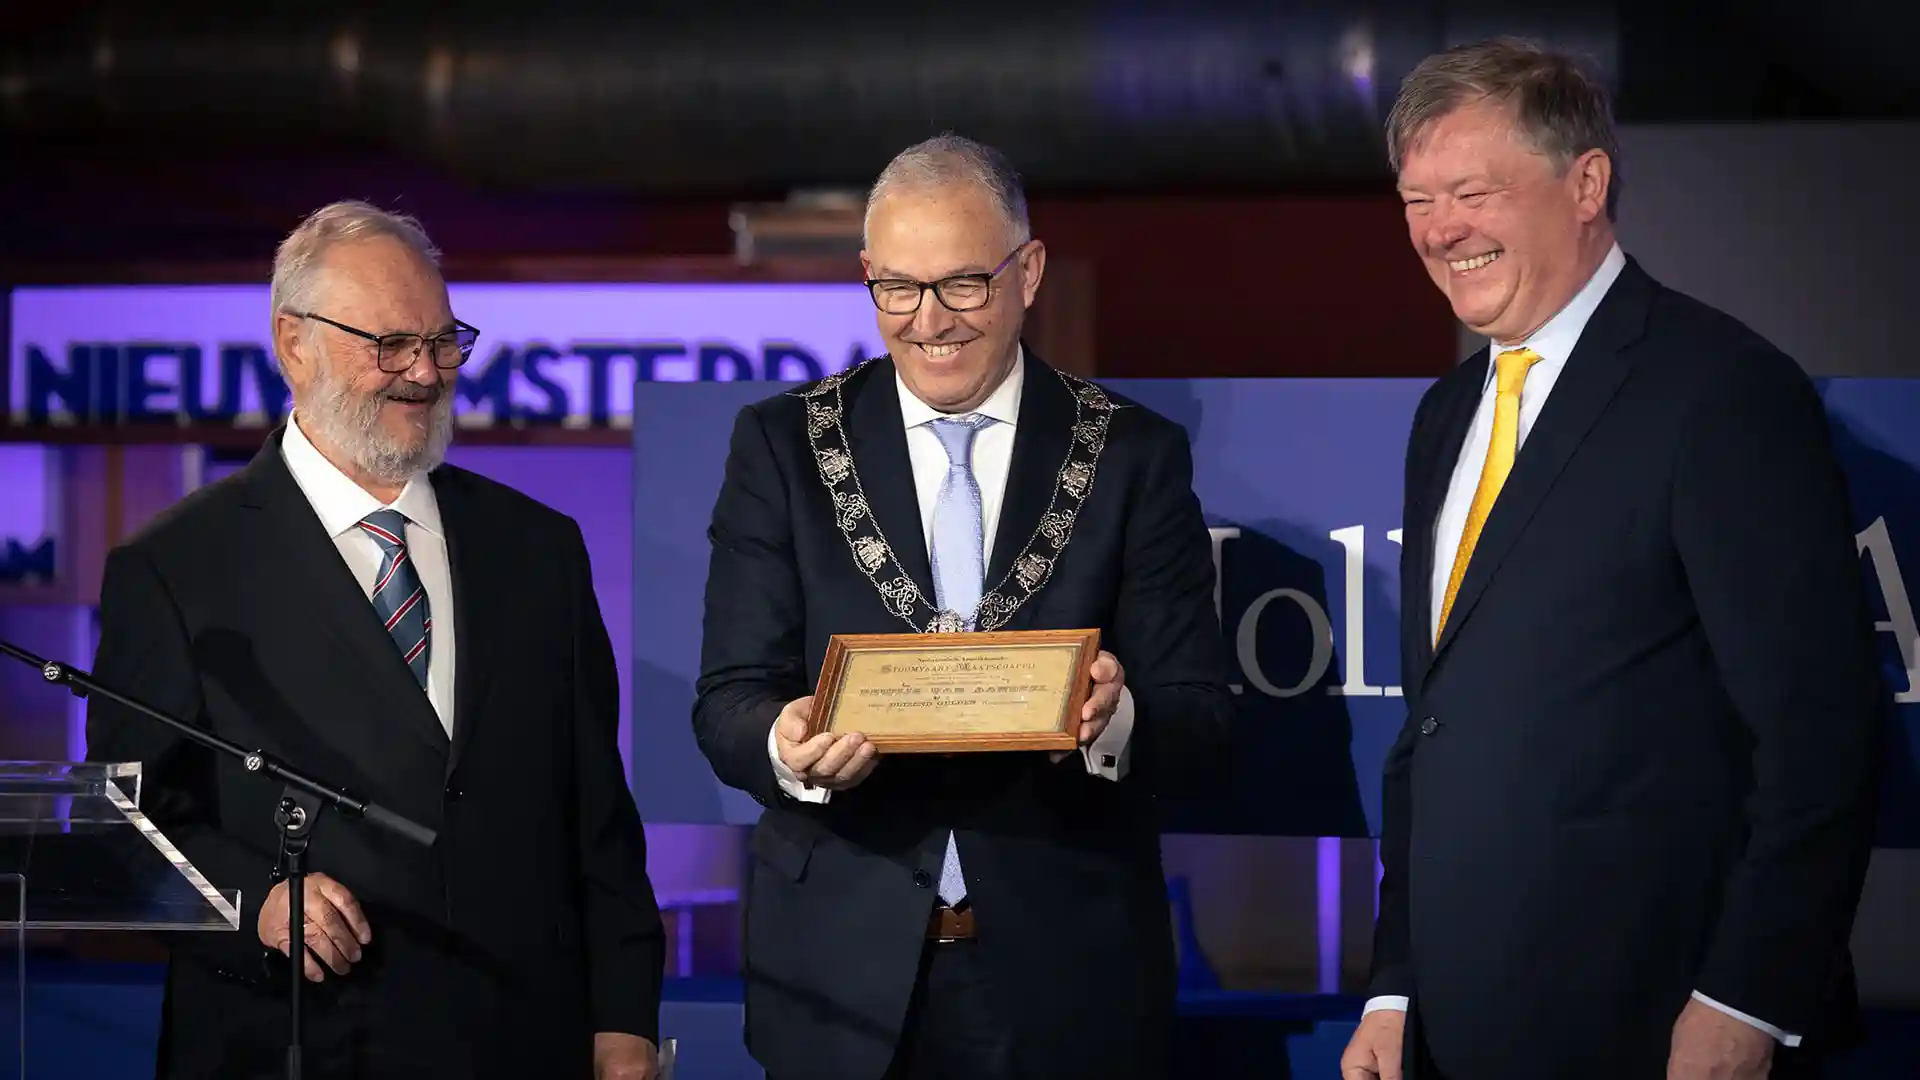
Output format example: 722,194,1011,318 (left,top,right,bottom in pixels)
927,905,976,942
